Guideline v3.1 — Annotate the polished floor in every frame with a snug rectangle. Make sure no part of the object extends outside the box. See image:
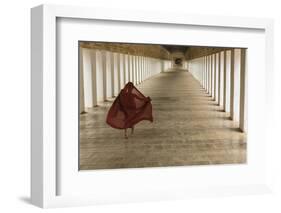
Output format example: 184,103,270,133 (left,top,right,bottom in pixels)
79,70,246,170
